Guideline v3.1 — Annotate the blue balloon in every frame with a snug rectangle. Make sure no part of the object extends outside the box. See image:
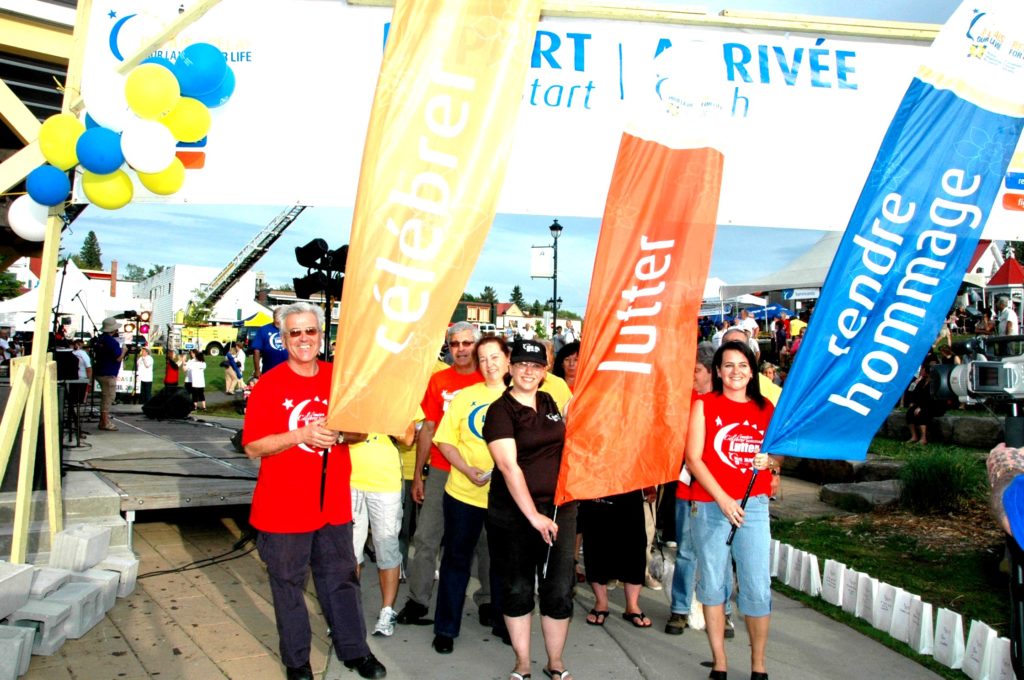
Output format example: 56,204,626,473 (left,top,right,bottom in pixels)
76,127,124,174
84,113,99,129
195,66,235,108
173,43,227,97
26,165,71,206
